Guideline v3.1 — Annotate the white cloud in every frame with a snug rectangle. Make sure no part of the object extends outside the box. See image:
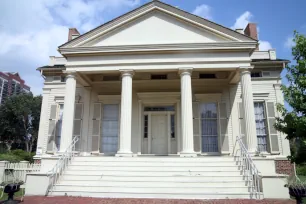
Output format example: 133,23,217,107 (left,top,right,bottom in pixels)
192,4,212,20
259,41,272,51
0,0,140,95
231,11,252,29
284,36,295,49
